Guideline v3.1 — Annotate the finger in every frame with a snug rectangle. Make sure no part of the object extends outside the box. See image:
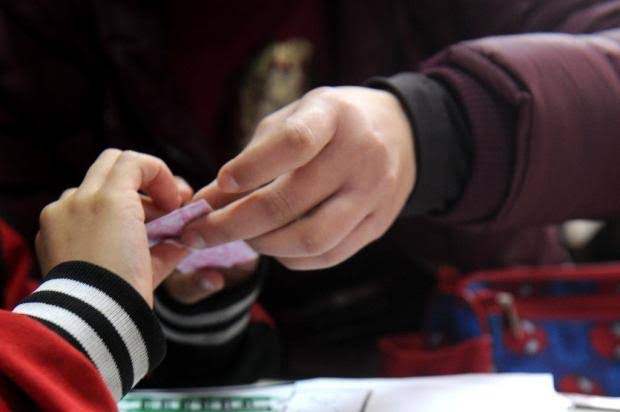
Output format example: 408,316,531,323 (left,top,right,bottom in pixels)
141,195,168,221
150,241,191,288
247,190,368,258
217,92,338,193
175,176,194,204
103,151,180,212
35,232,50,275
142,175,195,220
216,258,259,287
79,148,123,191
162,270,225,304
59,188,77,200
193,180,248,210
277,214,382,271
244,100,298,144
180,147,344,248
